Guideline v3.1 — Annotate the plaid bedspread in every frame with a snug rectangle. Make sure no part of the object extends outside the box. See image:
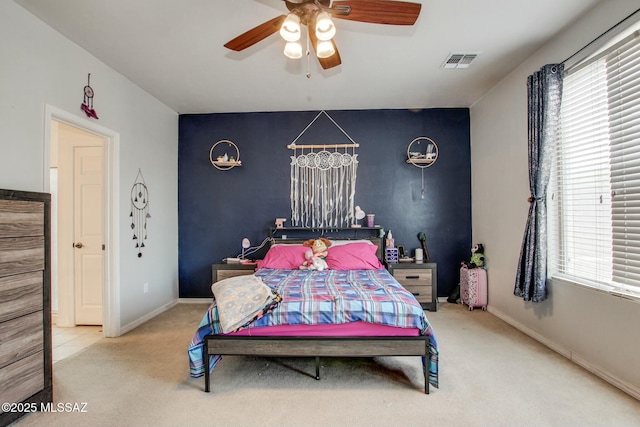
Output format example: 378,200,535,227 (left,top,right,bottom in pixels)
188,268,439,388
